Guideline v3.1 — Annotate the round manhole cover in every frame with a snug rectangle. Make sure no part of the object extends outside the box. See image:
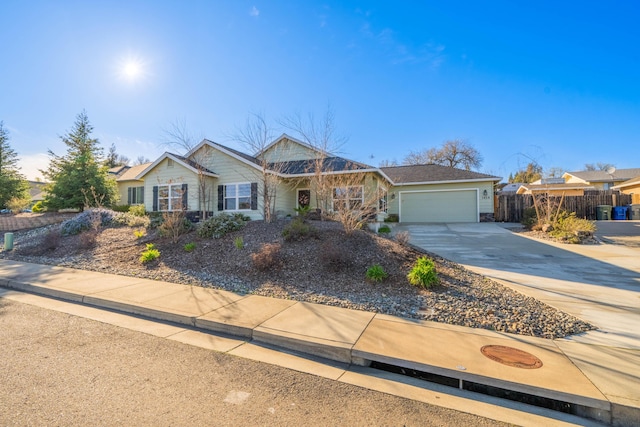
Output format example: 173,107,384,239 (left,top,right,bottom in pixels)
480,345,543,369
